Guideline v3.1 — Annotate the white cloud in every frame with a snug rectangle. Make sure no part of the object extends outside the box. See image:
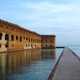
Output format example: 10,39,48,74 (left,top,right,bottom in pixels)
22,2,80,13
19,2,80,25
1,0,80,45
